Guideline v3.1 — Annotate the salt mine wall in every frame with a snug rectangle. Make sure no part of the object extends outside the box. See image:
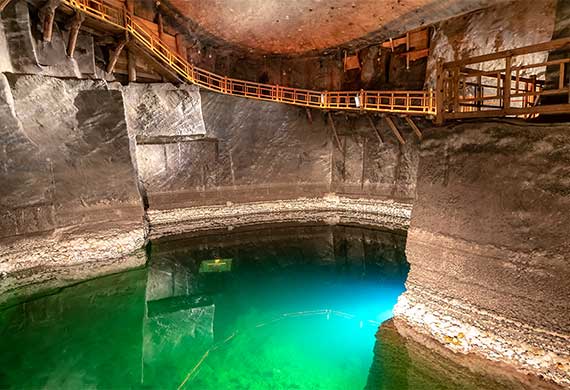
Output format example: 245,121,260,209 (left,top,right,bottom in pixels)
395,120,570,385
1,0,569,386
0,1,146,303
135,90,421,210
425,0,557,87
